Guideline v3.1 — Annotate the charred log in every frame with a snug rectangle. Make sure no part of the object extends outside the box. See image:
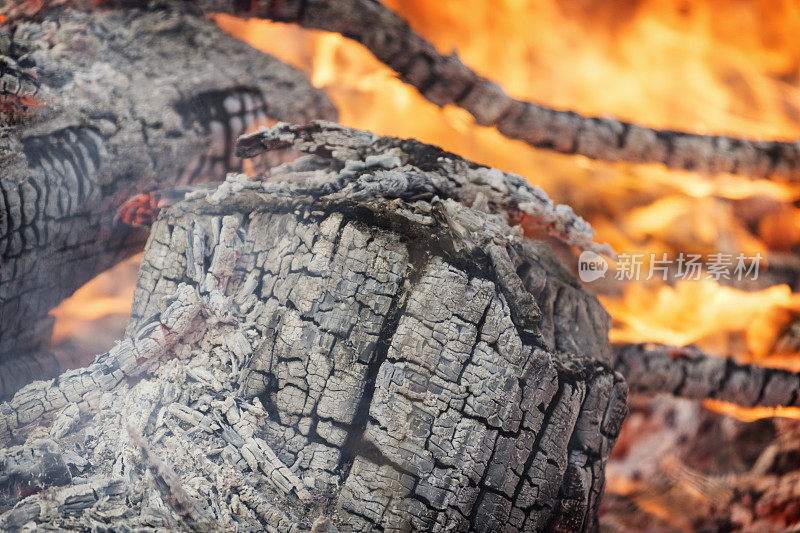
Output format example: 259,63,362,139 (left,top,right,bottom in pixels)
0,1,336,396
0,123,625,531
